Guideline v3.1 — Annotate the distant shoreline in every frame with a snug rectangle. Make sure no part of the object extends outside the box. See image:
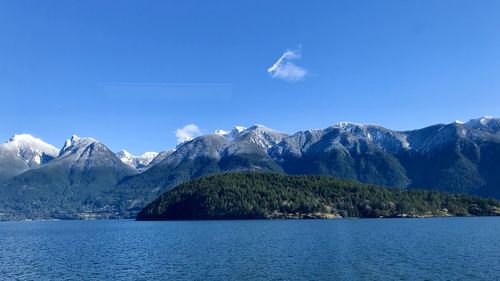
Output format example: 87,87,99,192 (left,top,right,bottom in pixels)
135,213,500,221
3,215,500,223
